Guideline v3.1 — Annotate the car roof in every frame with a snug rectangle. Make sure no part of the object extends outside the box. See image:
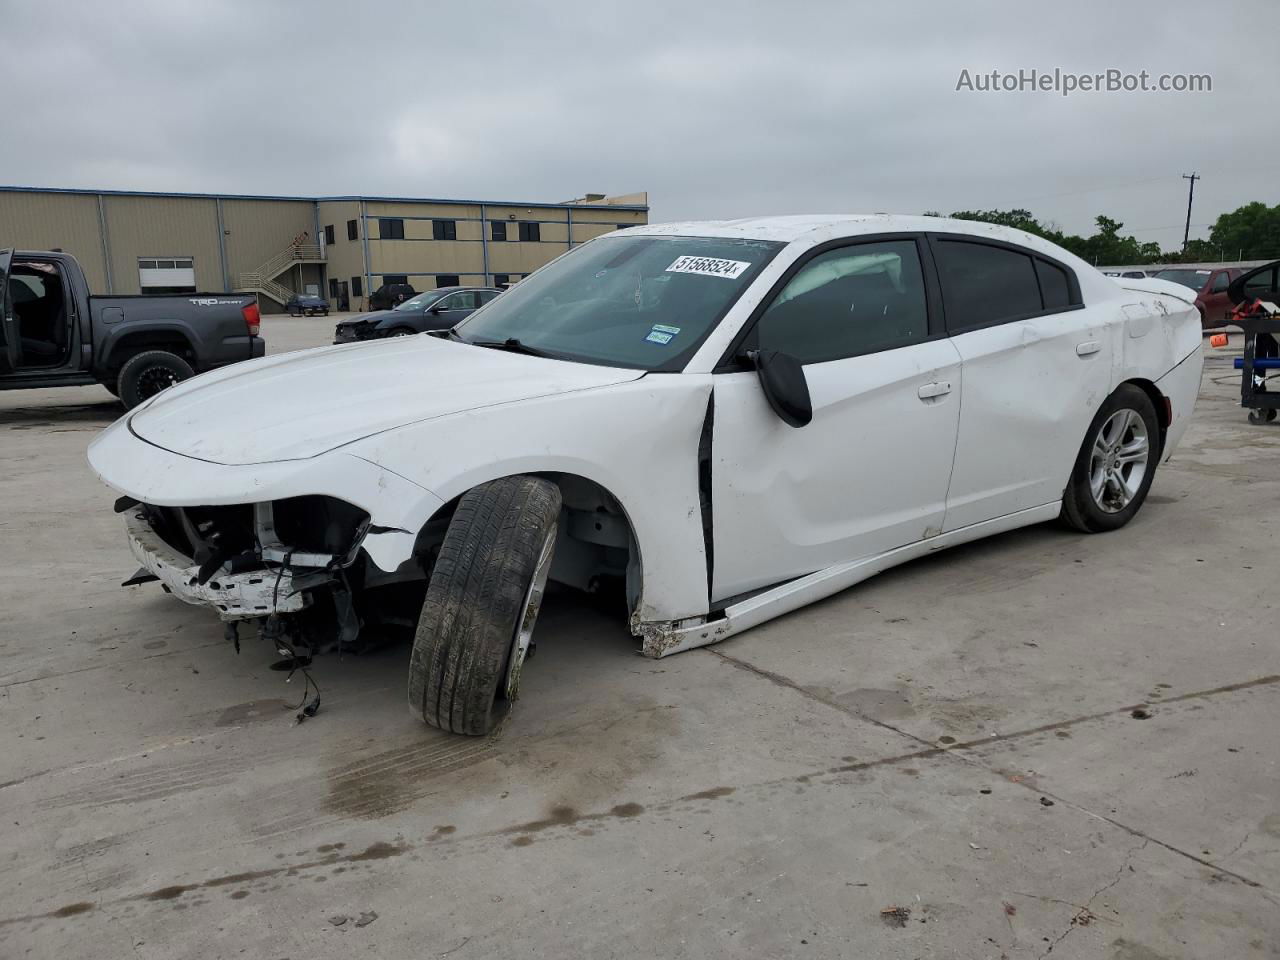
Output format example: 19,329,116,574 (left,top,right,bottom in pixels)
622,214,1062,248
432,286,501,293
